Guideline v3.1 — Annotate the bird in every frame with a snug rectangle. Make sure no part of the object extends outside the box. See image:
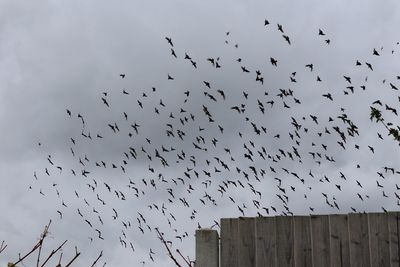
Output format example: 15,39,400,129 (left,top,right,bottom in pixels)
171,48,177,58
282,35,291,45
241,66,250,73
277,24,284,33
165,36,173,47
270,57,278,66
343,76,352,83
322,93,333,101
101,98,109,107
